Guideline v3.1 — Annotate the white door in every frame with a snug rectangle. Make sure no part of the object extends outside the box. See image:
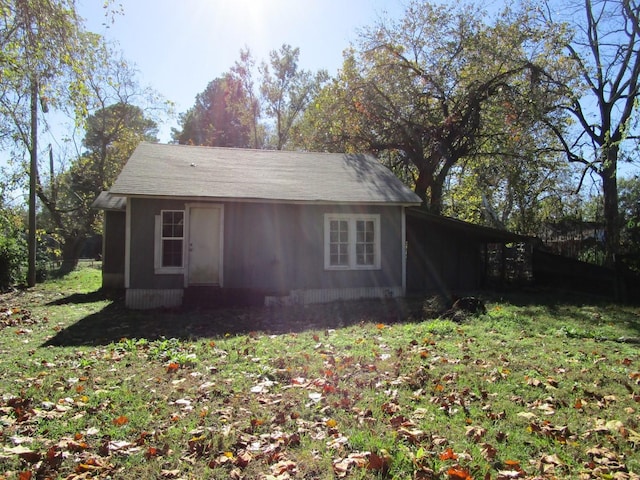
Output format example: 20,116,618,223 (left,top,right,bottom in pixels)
188,206,221,285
